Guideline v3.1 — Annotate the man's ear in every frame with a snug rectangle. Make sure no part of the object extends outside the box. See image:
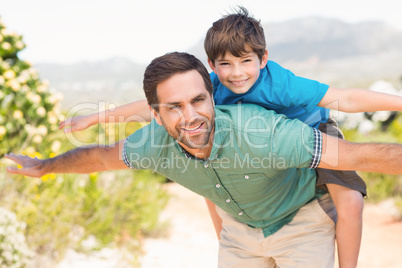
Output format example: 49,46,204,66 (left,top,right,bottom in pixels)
150,105,162,125
208,59,216,73
260,49,268,69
